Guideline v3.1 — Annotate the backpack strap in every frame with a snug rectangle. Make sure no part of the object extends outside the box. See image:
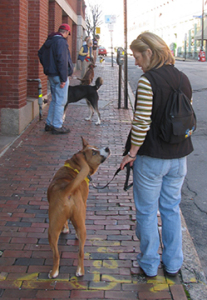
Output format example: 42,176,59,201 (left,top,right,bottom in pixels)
150,68,183,92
